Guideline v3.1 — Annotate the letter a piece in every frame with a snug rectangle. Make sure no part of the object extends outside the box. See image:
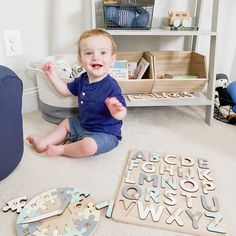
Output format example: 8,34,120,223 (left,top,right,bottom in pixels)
132,151,146,161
